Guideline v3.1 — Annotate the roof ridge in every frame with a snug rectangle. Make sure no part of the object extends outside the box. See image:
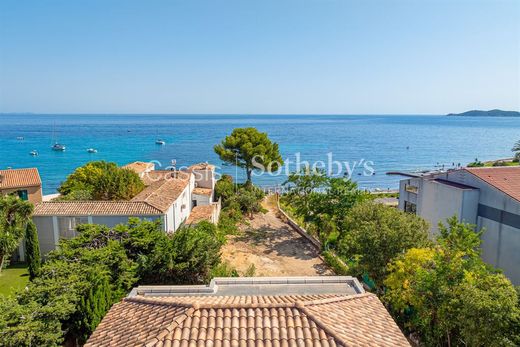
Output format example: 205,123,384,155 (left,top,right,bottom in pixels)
296,305,348,346
144,307,195,347
125,294,364,310
124,296,193,308
126,296,303,309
